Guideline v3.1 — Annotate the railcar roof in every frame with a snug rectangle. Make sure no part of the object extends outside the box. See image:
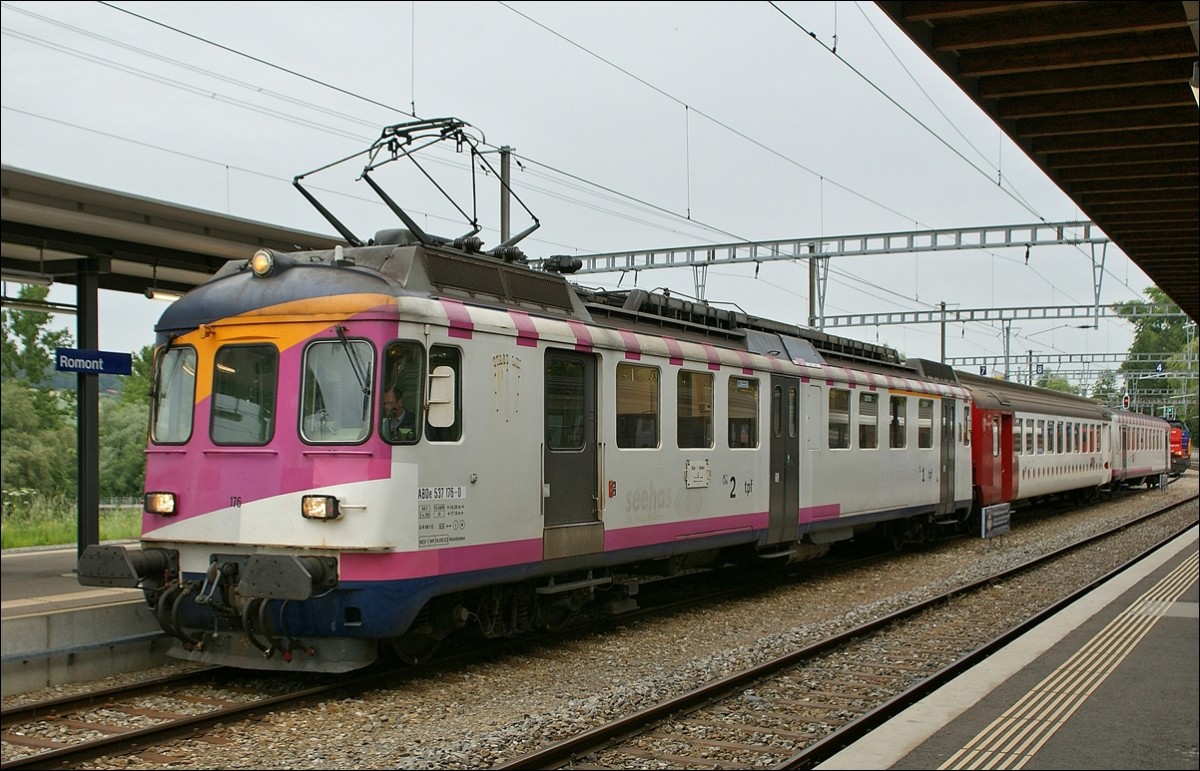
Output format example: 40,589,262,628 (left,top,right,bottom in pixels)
956,371,1110,420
